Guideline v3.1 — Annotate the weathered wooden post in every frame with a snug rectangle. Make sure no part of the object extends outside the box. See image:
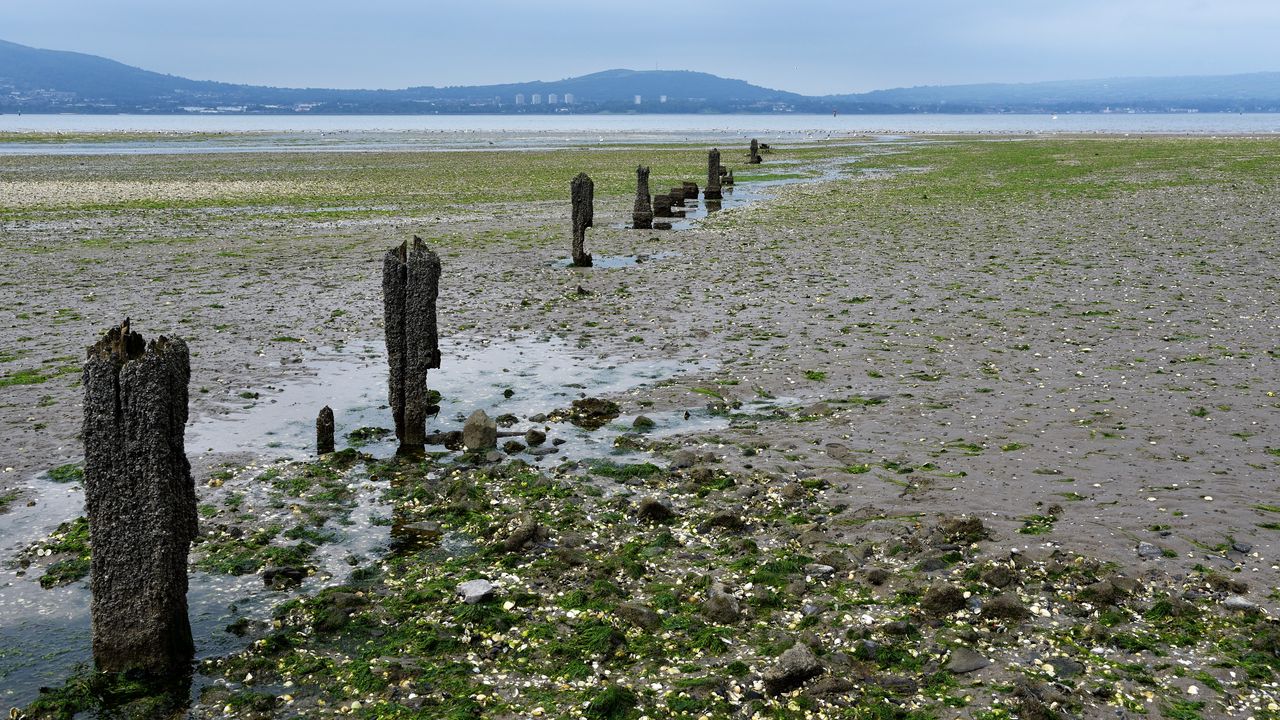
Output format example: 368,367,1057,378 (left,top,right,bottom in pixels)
571,173,594,267
748,139,763,164
705,149,723,200
724,168,735,187
682,182,699,200
653,193,674,218
83,319,196,677
316,405,335,455
632,165,653,230
383,236,442,455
